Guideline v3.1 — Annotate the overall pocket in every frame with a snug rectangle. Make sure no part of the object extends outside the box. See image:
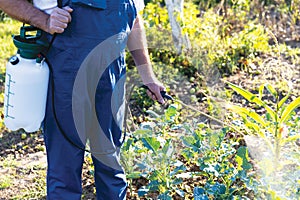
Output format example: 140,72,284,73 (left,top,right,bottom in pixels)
71,0,106,9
